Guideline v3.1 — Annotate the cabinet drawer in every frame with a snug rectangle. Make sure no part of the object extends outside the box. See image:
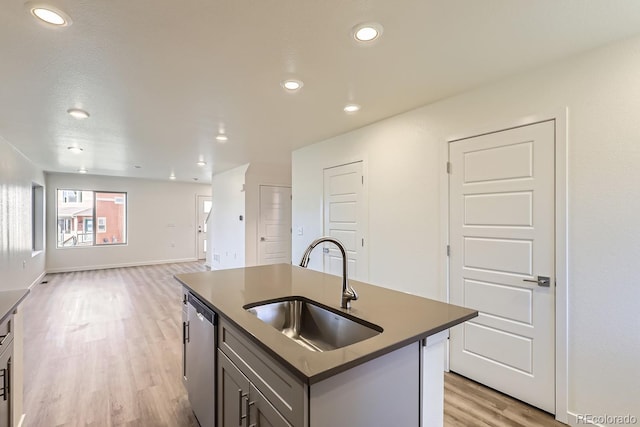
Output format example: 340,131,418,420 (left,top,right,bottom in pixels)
219,319,305,427
0,313,12,353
